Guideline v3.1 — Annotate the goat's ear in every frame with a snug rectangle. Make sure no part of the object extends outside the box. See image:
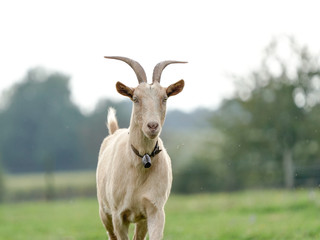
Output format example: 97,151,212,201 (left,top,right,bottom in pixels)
166,79,184,97
116,81,134,99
